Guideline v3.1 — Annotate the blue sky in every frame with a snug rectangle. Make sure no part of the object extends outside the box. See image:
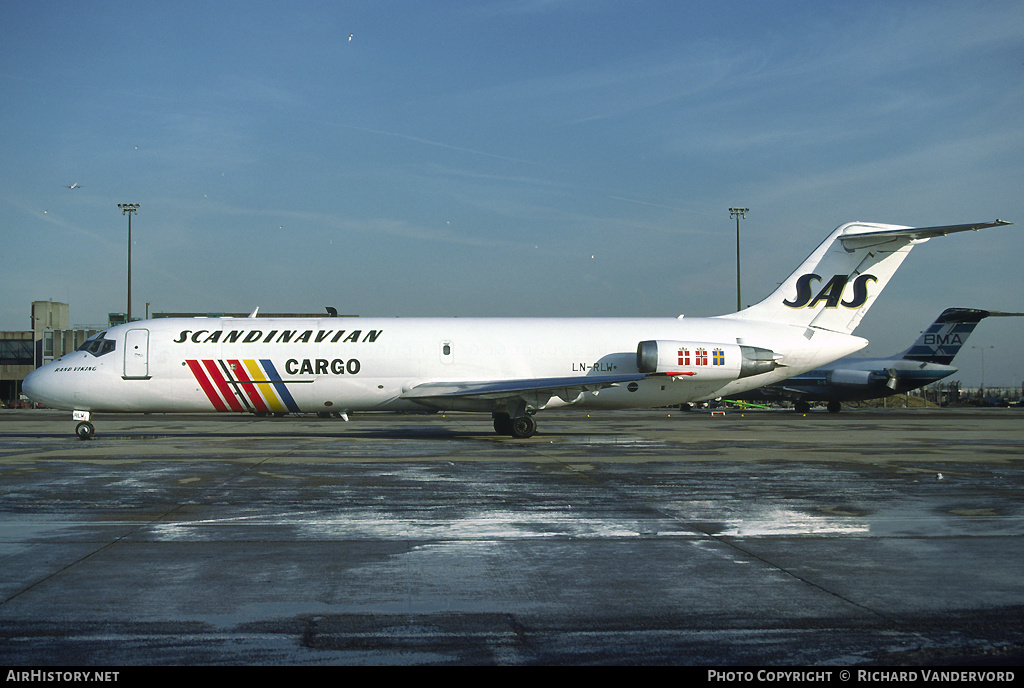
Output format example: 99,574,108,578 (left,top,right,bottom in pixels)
3,1,1022,387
